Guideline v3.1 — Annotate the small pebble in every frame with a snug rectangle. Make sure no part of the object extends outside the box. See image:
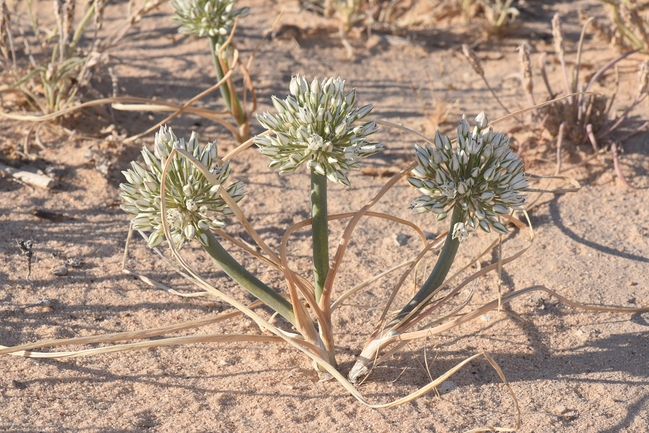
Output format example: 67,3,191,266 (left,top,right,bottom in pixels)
423,231,437,240
51,264,68,276
555,405,567,415
438,380,457,393
393,233,409,246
